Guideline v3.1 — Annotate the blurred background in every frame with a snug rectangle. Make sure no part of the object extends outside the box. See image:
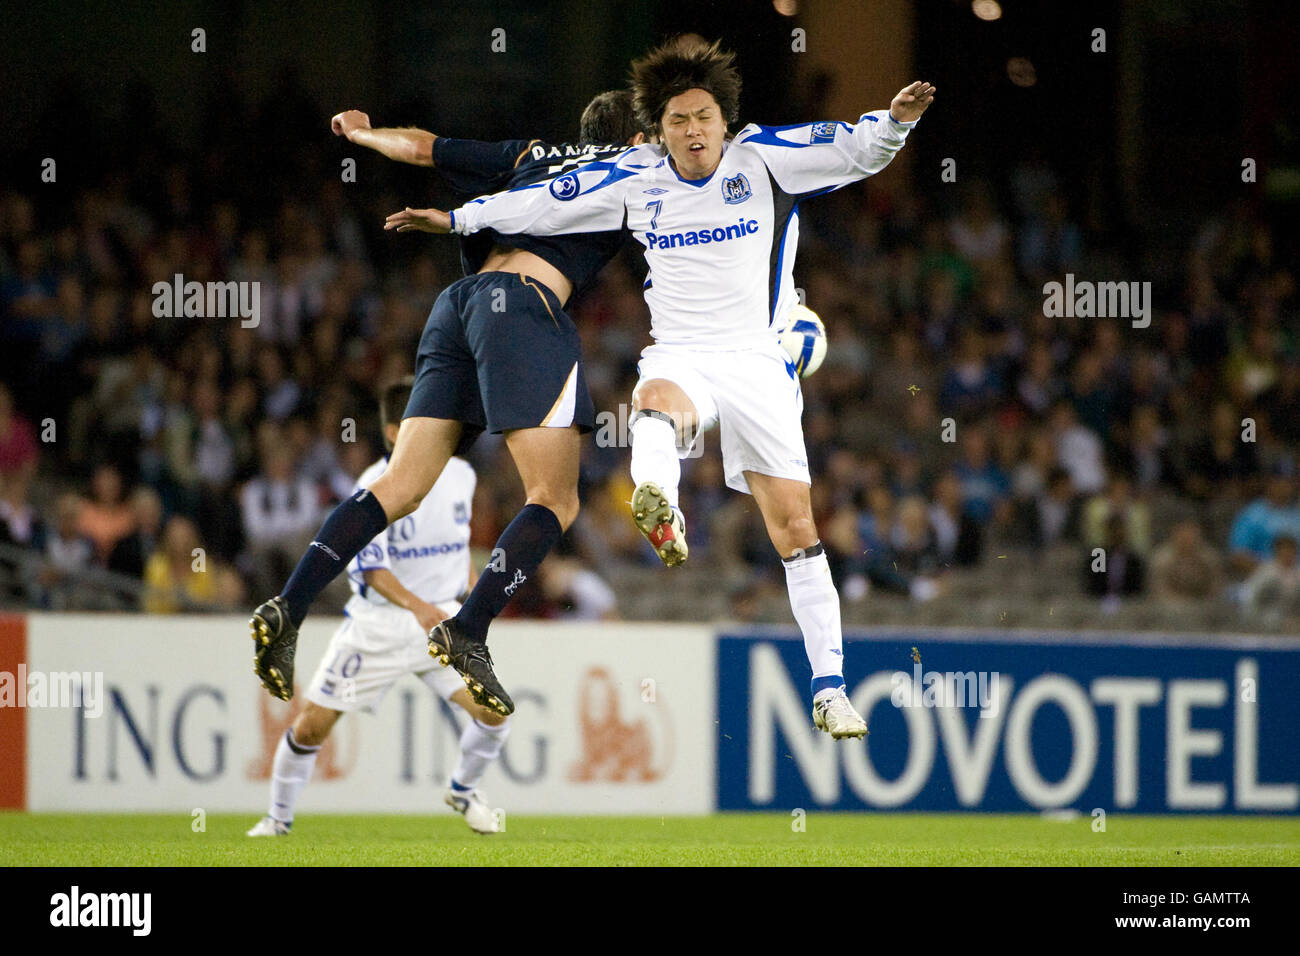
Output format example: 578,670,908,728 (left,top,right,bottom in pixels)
1,0,1297,633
